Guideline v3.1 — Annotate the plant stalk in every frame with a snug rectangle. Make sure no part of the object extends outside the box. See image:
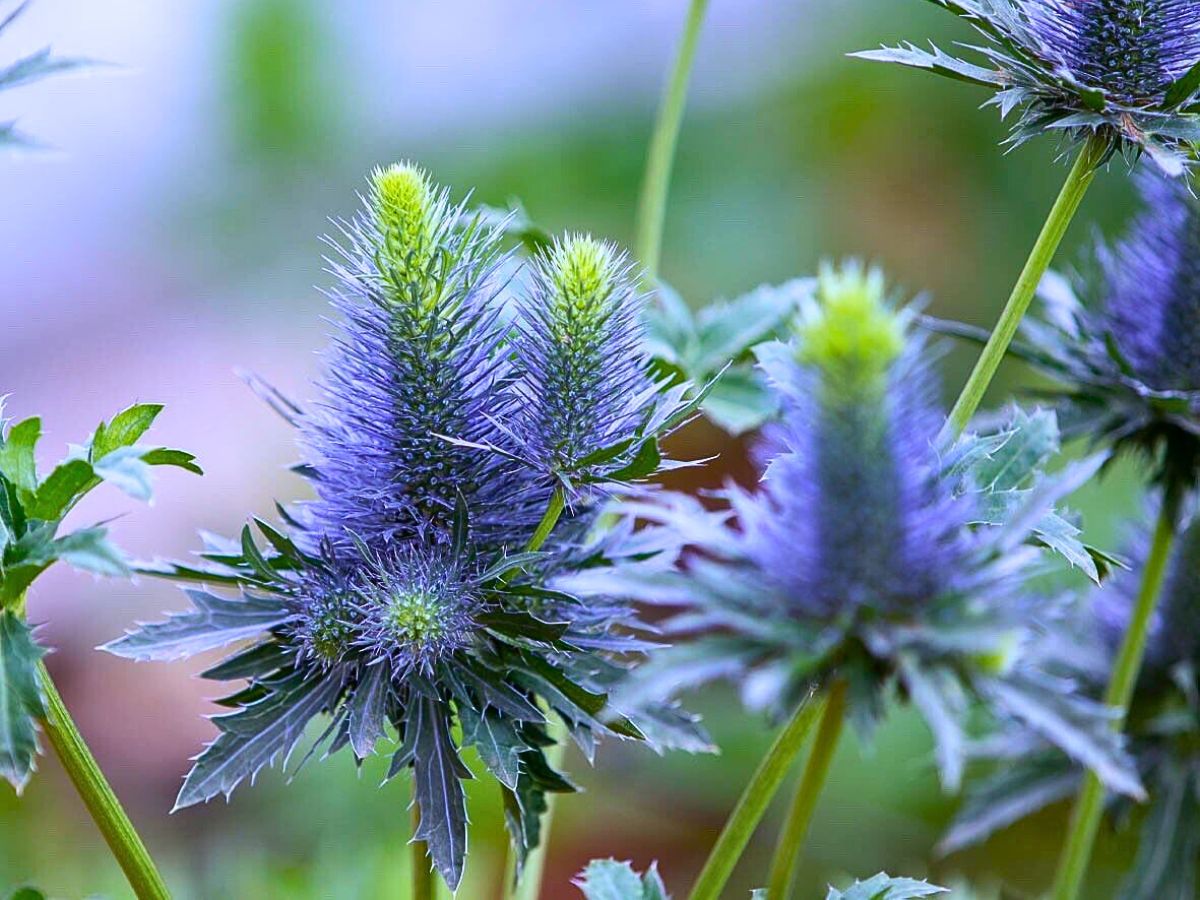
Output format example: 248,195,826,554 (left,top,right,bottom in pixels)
634,0,710,282
508,724,568,900
37,661,171,900
1049,495,1179,900
765,680,847,899
943,133,1107,438
411,801,435,900
687,692,826,900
